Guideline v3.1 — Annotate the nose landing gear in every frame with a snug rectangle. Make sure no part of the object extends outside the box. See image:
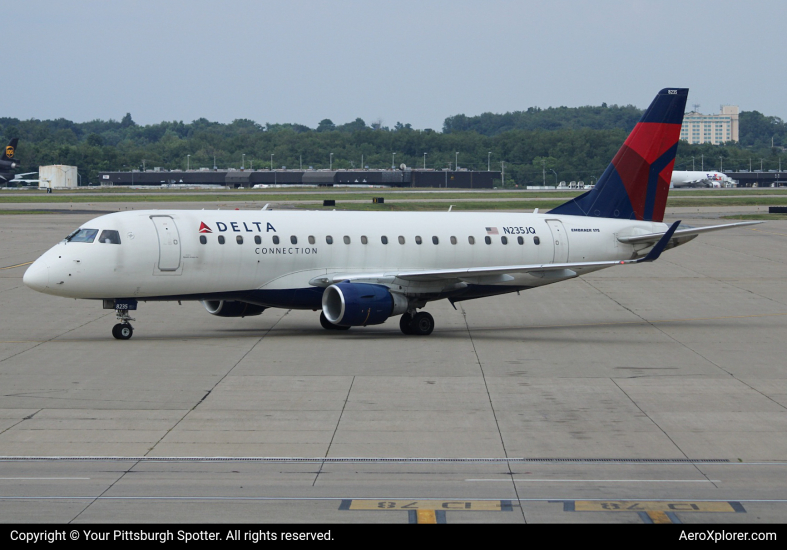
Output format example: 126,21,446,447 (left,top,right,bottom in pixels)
112,321,134,340
106,299,137,340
